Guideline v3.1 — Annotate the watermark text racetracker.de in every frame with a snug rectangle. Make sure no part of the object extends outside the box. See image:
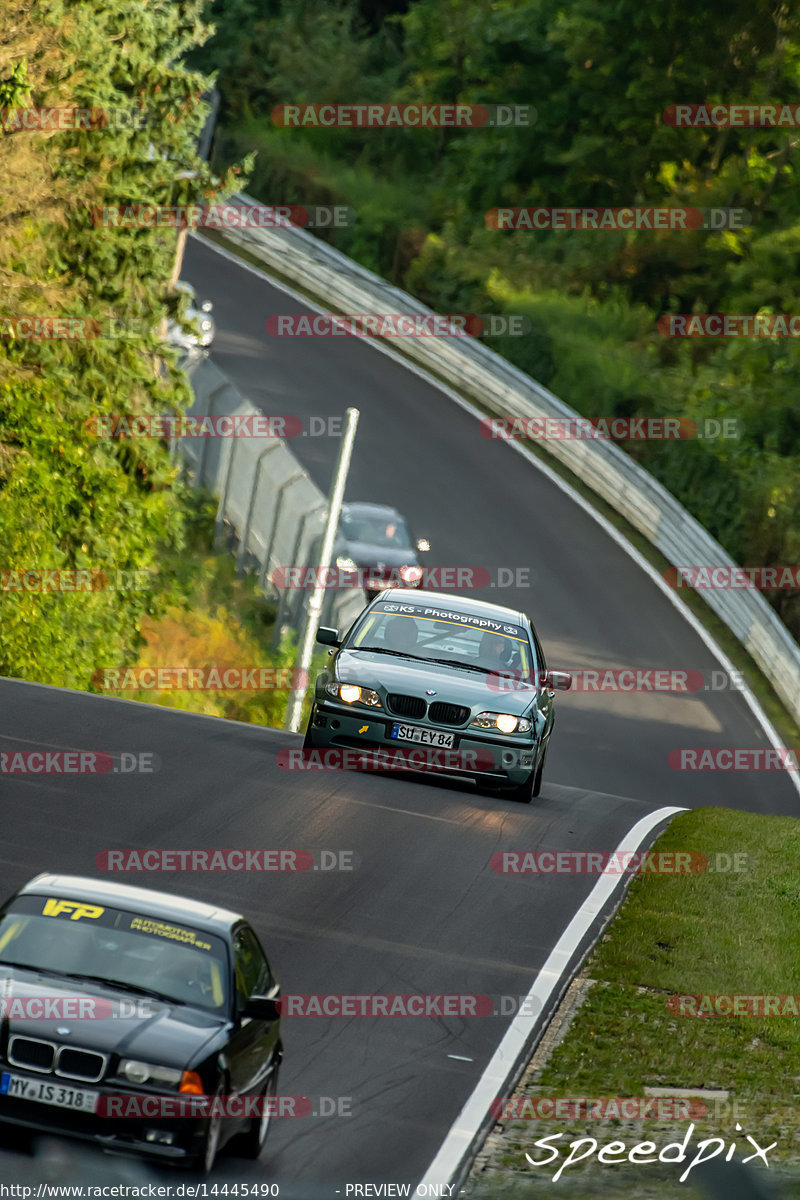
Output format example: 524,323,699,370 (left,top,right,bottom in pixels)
490,850,751,874
664,103,800,127
278,747,499,774
271,102,535,127
669,748,800,771
0,750,157,775
95,1094,353,1119
0,106,154,132
659,313,800,337
487,206,750,232
669,993,800,1016
1,568,153,593
92,667,310,691
93,203,354,230
666,565,800,589
0,982,161,1022
486,667,750,693
84,413,347,439
94,848,358,872
492,1096,707,1121
480,416,740,441
272,565,532,590
273,993,545,1017
264,313,530,338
